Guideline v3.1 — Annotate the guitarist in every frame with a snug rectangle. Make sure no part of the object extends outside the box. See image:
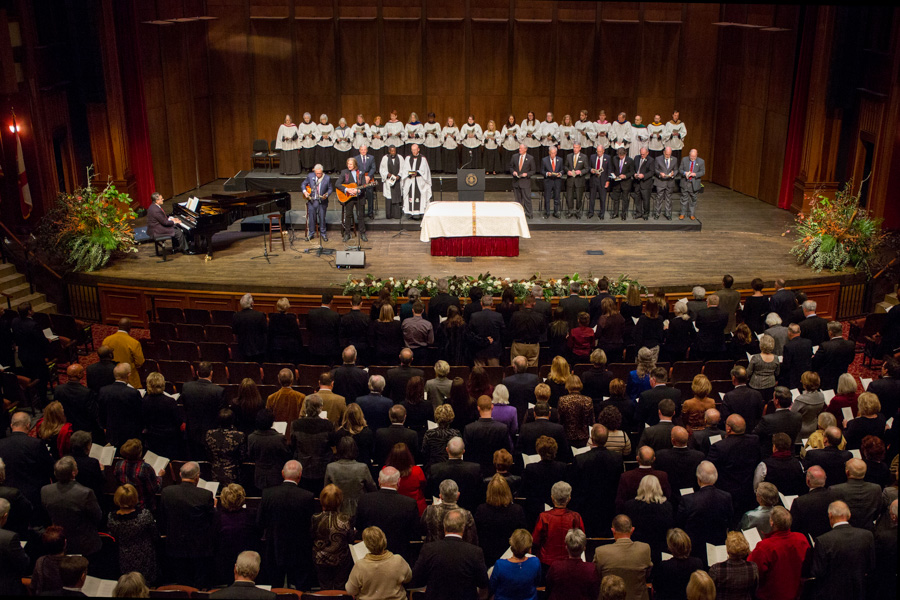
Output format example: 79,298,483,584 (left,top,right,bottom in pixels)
353,145,377,219
336,157,368,243
302,164,333,242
